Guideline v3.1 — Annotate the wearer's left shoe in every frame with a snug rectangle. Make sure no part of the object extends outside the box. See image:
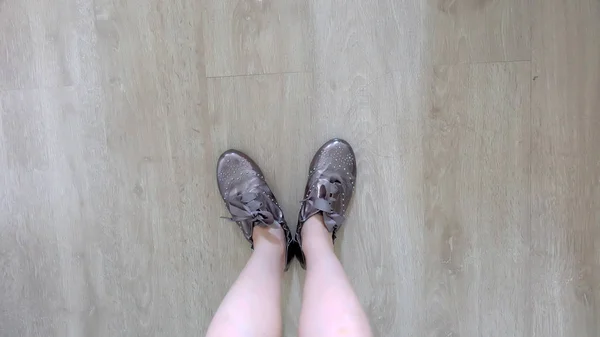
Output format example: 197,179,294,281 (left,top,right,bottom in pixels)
217,150,294,270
